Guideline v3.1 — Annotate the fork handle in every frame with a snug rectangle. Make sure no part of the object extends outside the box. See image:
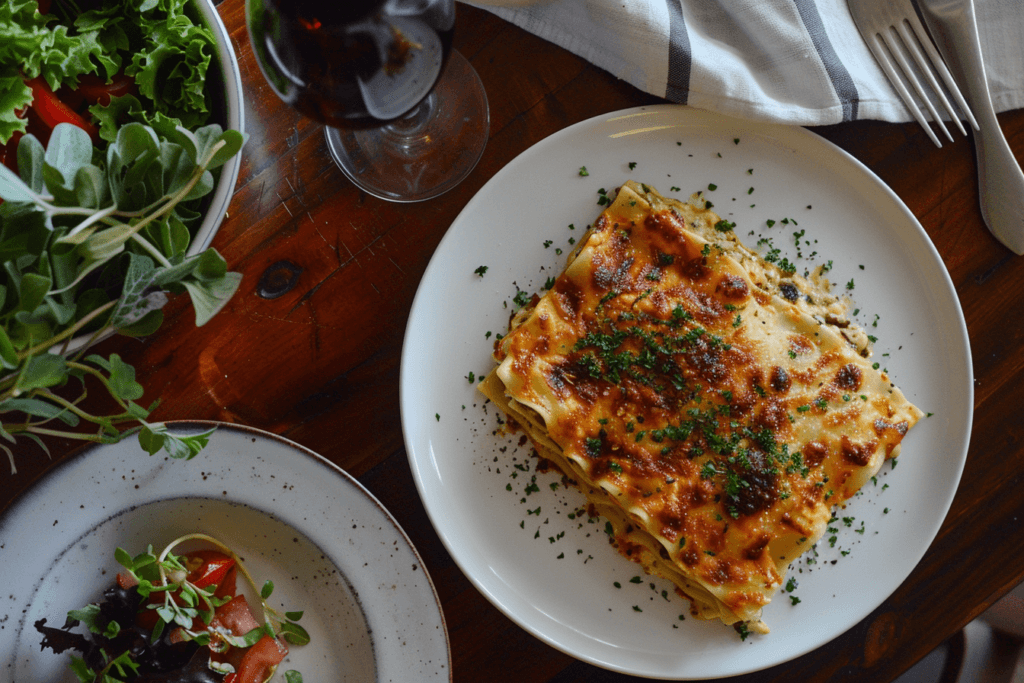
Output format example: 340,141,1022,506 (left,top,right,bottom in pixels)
921,0,1024,254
